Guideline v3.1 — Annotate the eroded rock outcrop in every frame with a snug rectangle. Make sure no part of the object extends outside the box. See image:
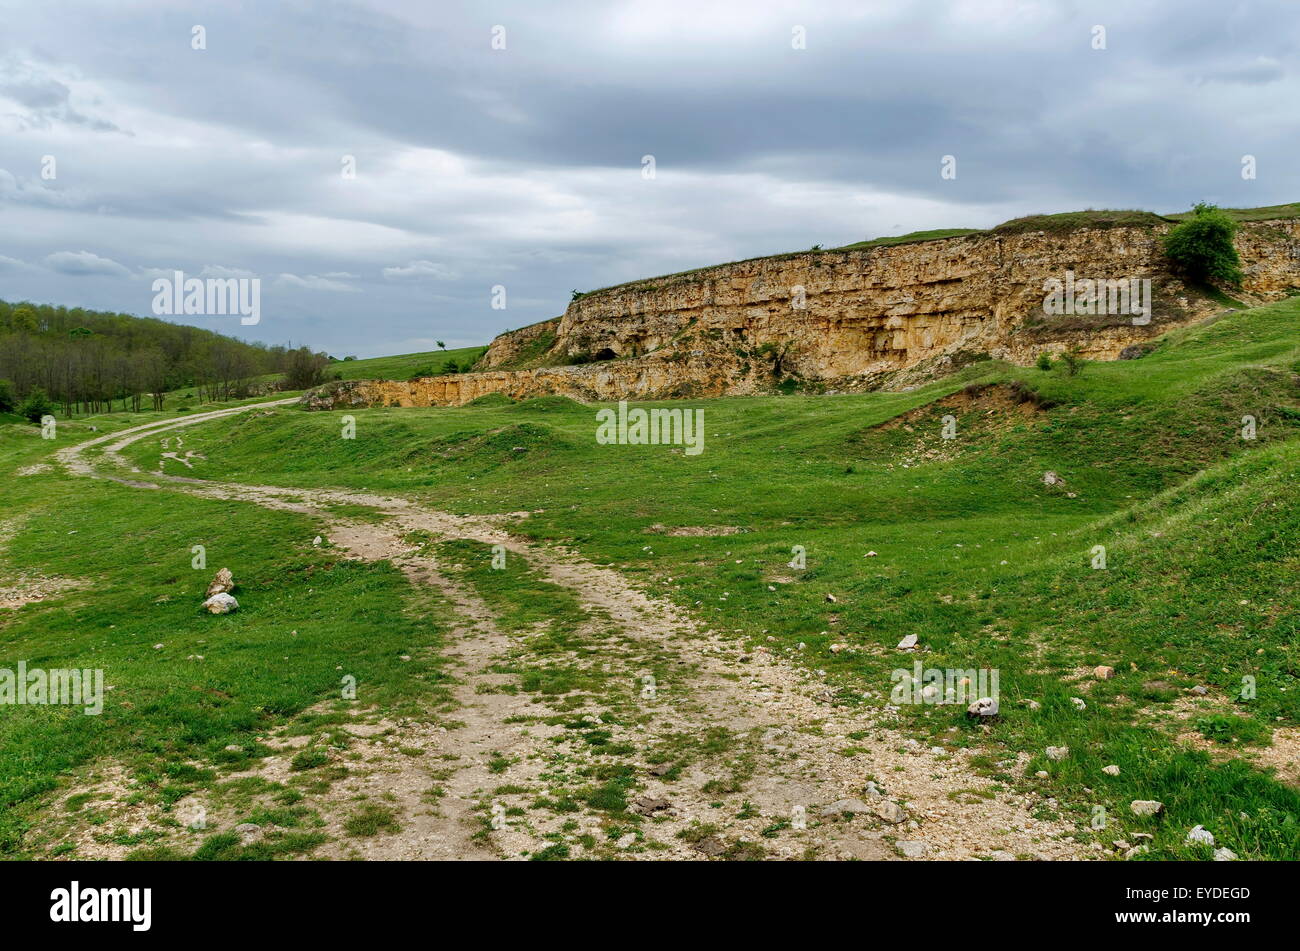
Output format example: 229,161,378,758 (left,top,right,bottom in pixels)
304,219,1300,409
